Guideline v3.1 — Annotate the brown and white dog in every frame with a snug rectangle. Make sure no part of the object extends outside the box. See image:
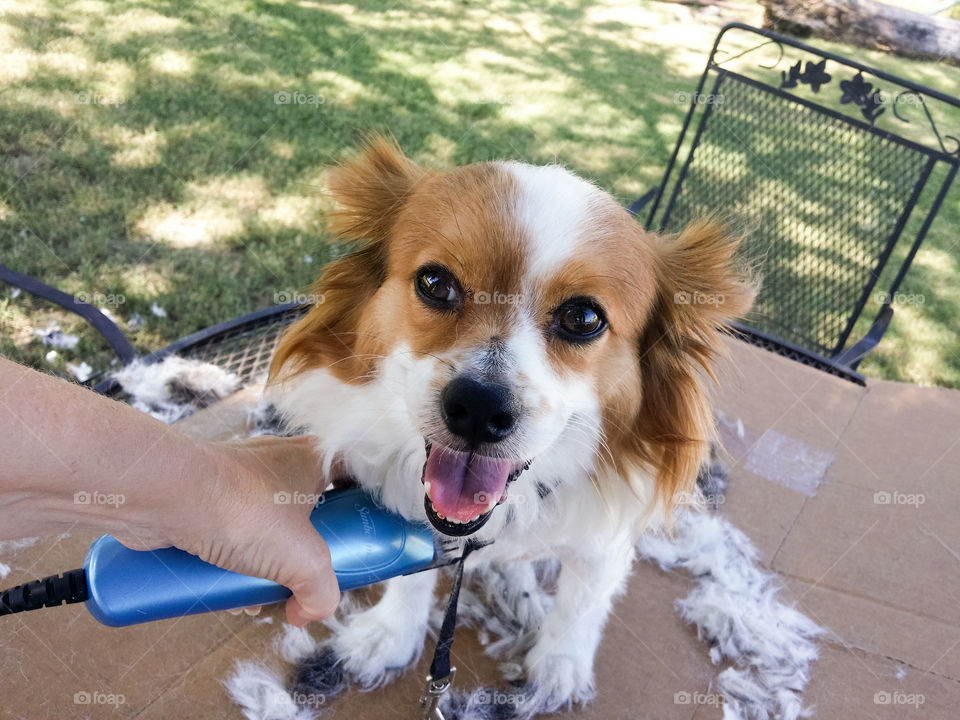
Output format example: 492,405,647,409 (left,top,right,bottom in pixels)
264,137,753,714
